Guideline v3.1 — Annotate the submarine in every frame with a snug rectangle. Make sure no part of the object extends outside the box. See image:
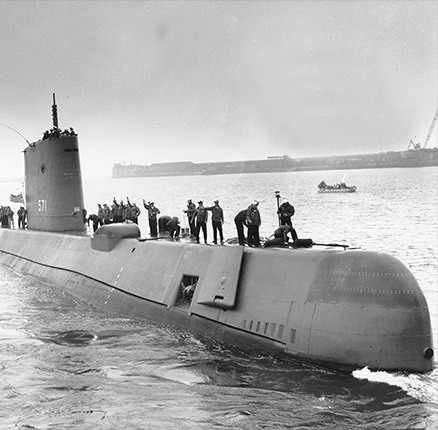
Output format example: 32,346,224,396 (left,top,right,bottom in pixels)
0,96,434,373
